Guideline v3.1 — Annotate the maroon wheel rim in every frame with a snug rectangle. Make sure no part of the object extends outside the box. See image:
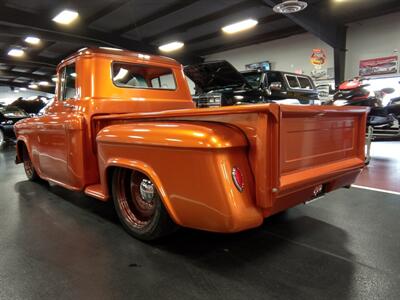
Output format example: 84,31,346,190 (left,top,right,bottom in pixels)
23,158,34,178
116,170,156,229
